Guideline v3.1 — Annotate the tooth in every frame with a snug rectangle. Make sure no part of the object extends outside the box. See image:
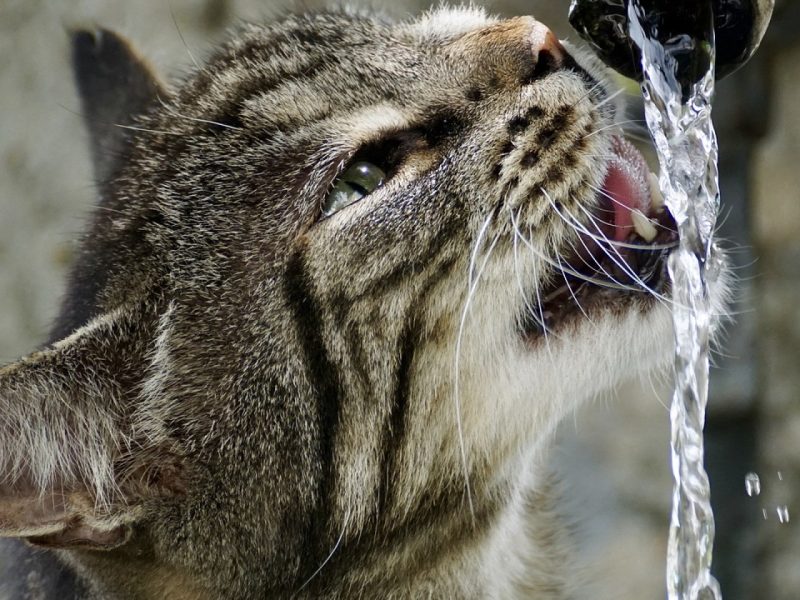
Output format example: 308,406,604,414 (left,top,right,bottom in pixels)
648,171,665,210
631,209,658,242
